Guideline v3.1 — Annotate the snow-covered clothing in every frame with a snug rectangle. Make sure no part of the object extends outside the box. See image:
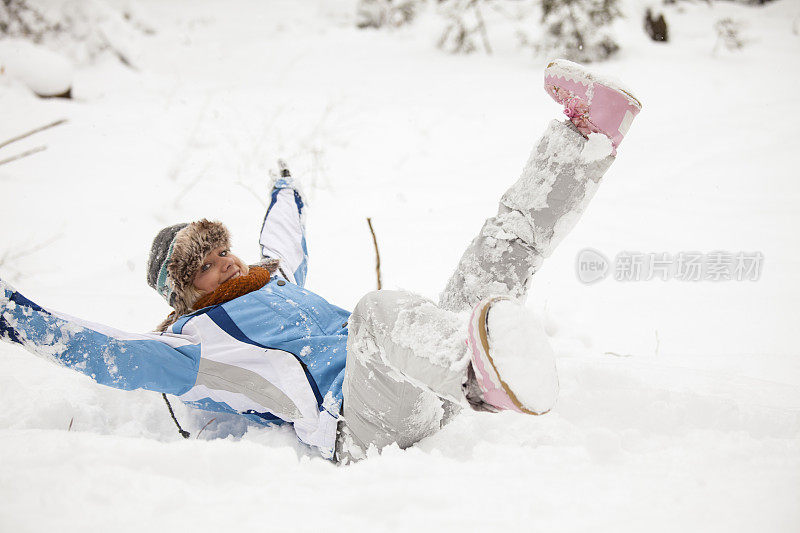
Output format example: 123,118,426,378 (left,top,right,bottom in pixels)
338,119,615,460
336,289,469,463
439,119,614,313
543,59,642,154
0,119,617,462
0,175,349,459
